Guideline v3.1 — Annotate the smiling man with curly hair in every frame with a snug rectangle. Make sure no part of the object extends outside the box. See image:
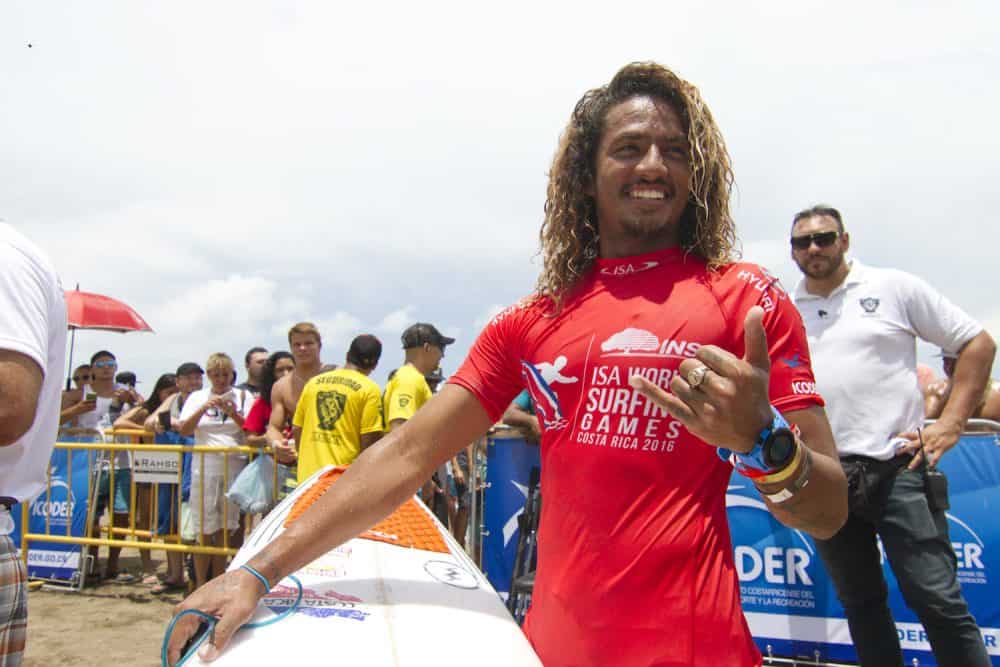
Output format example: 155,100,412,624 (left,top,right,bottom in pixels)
168,63,848,667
